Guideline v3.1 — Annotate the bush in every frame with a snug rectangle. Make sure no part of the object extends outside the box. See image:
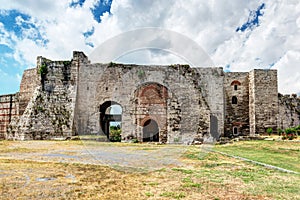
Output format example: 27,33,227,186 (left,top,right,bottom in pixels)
285,128,296,134
266,128,273,136
131,138,139,143
38,63,48,76
282,127,298,140
277,128,283,136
